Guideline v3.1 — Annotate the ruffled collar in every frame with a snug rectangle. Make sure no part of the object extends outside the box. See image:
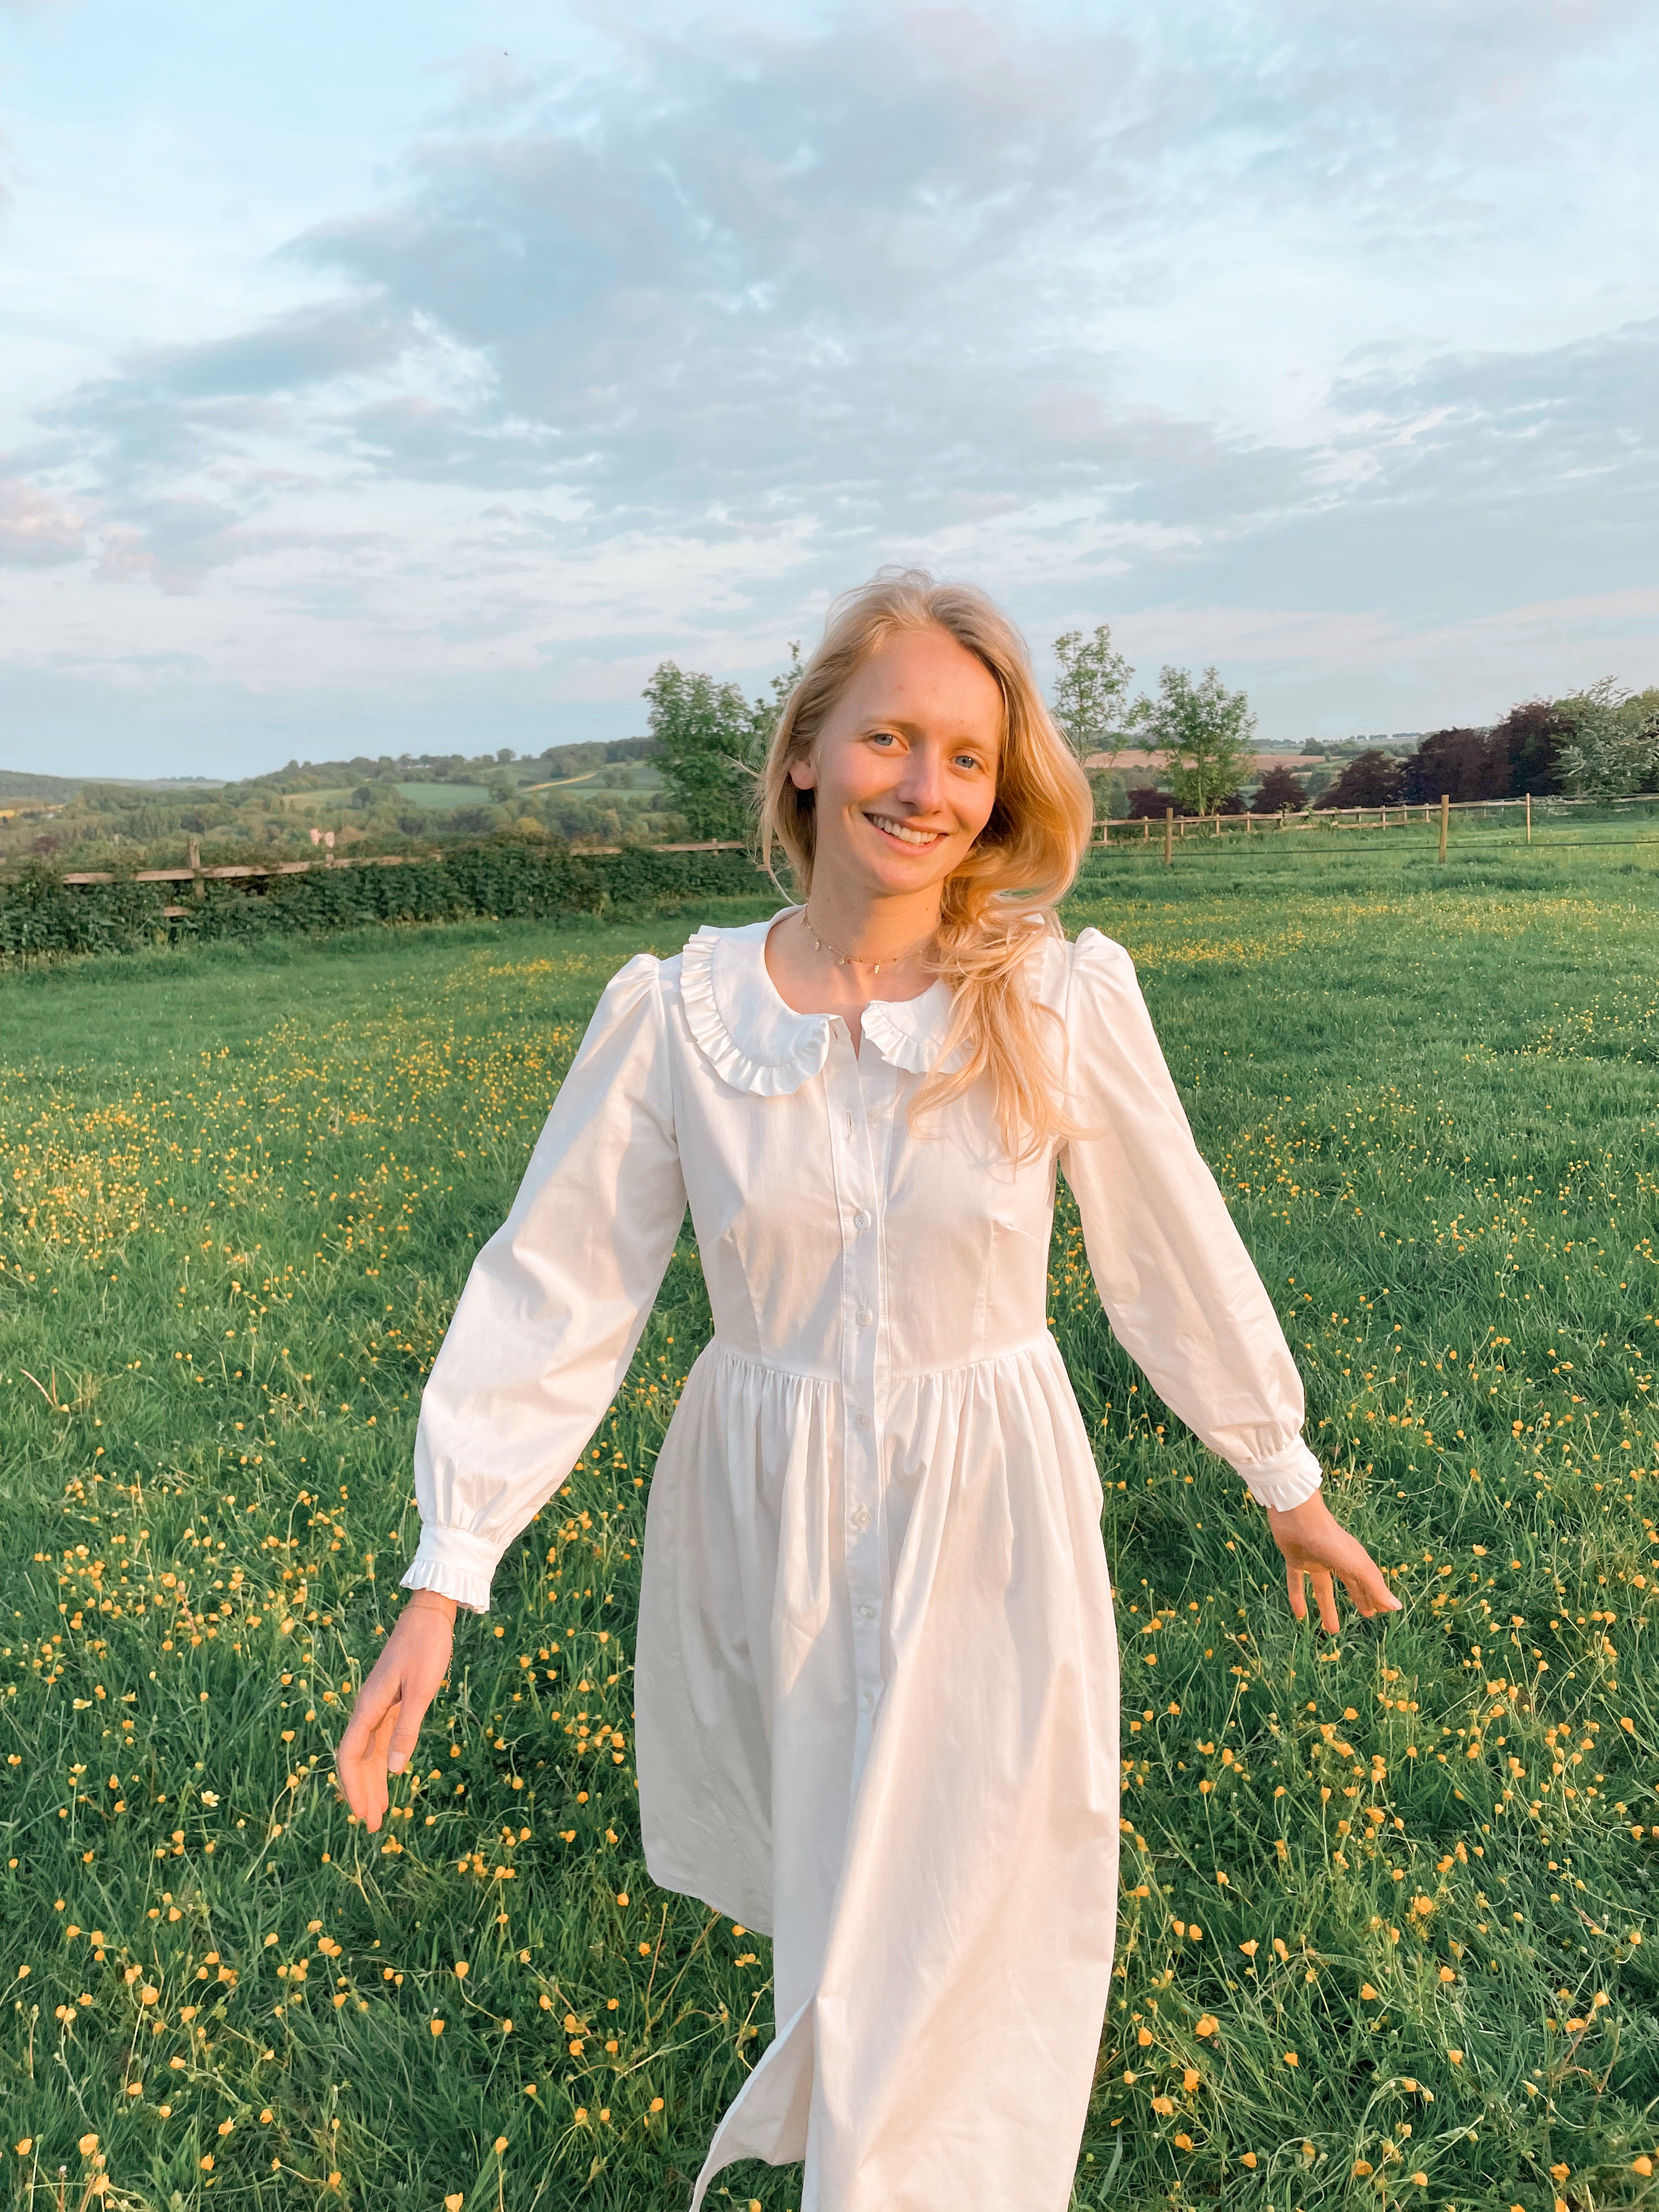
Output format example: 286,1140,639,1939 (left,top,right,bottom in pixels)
679,909,960,1097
